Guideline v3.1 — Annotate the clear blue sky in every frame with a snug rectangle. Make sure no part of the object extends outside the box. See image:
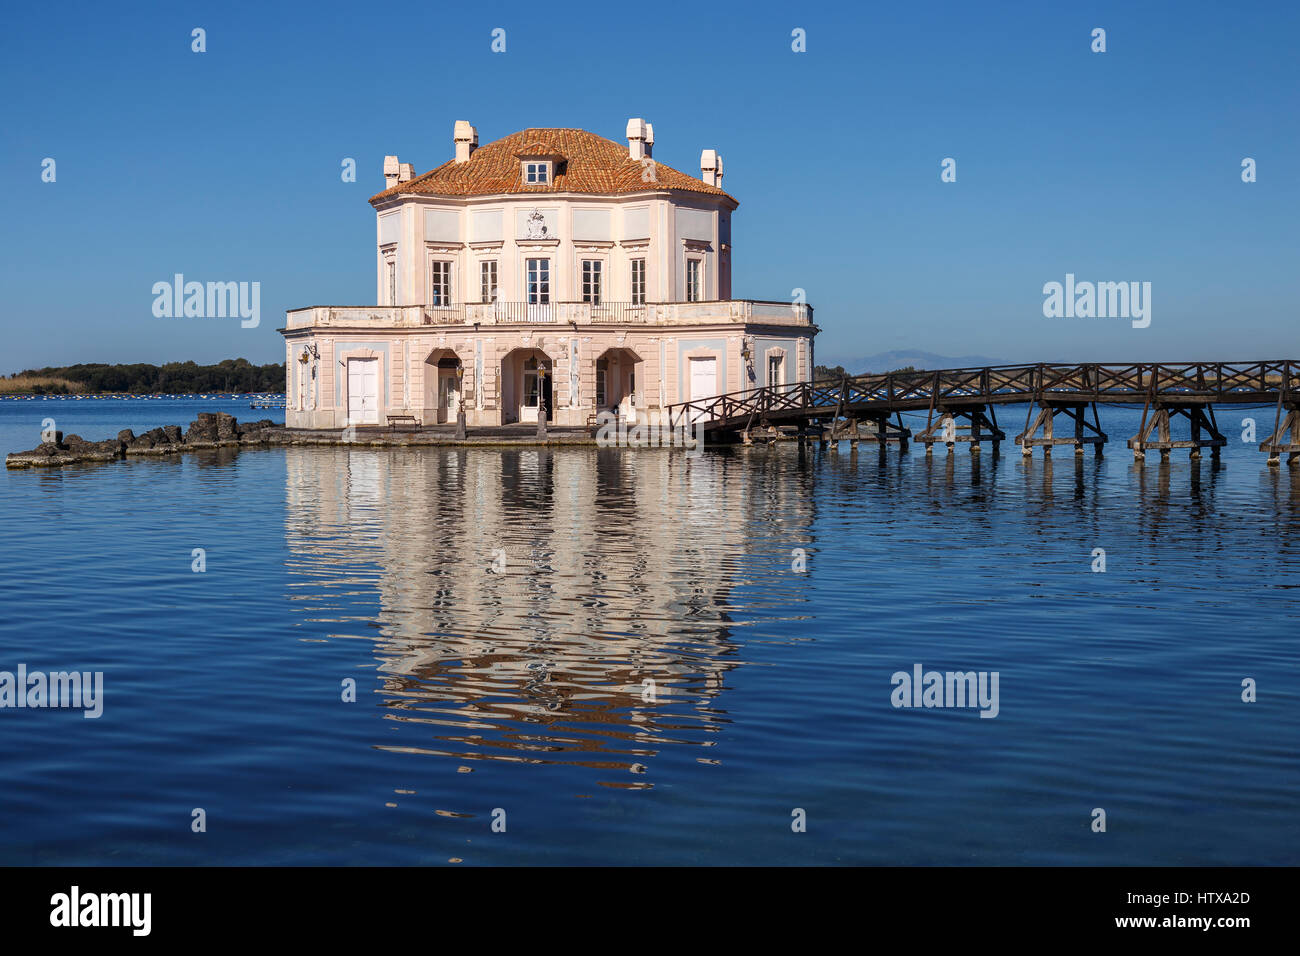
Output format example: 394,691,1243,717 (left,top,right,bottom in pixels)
2,0,1297,373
